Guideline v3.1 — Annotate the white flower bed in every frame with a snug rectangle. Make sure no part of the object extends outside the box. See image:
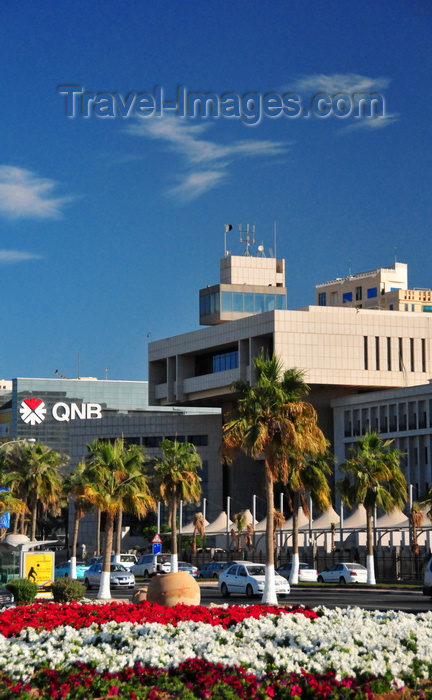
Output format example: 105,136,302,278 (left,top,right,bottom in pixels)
1,607,431,685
